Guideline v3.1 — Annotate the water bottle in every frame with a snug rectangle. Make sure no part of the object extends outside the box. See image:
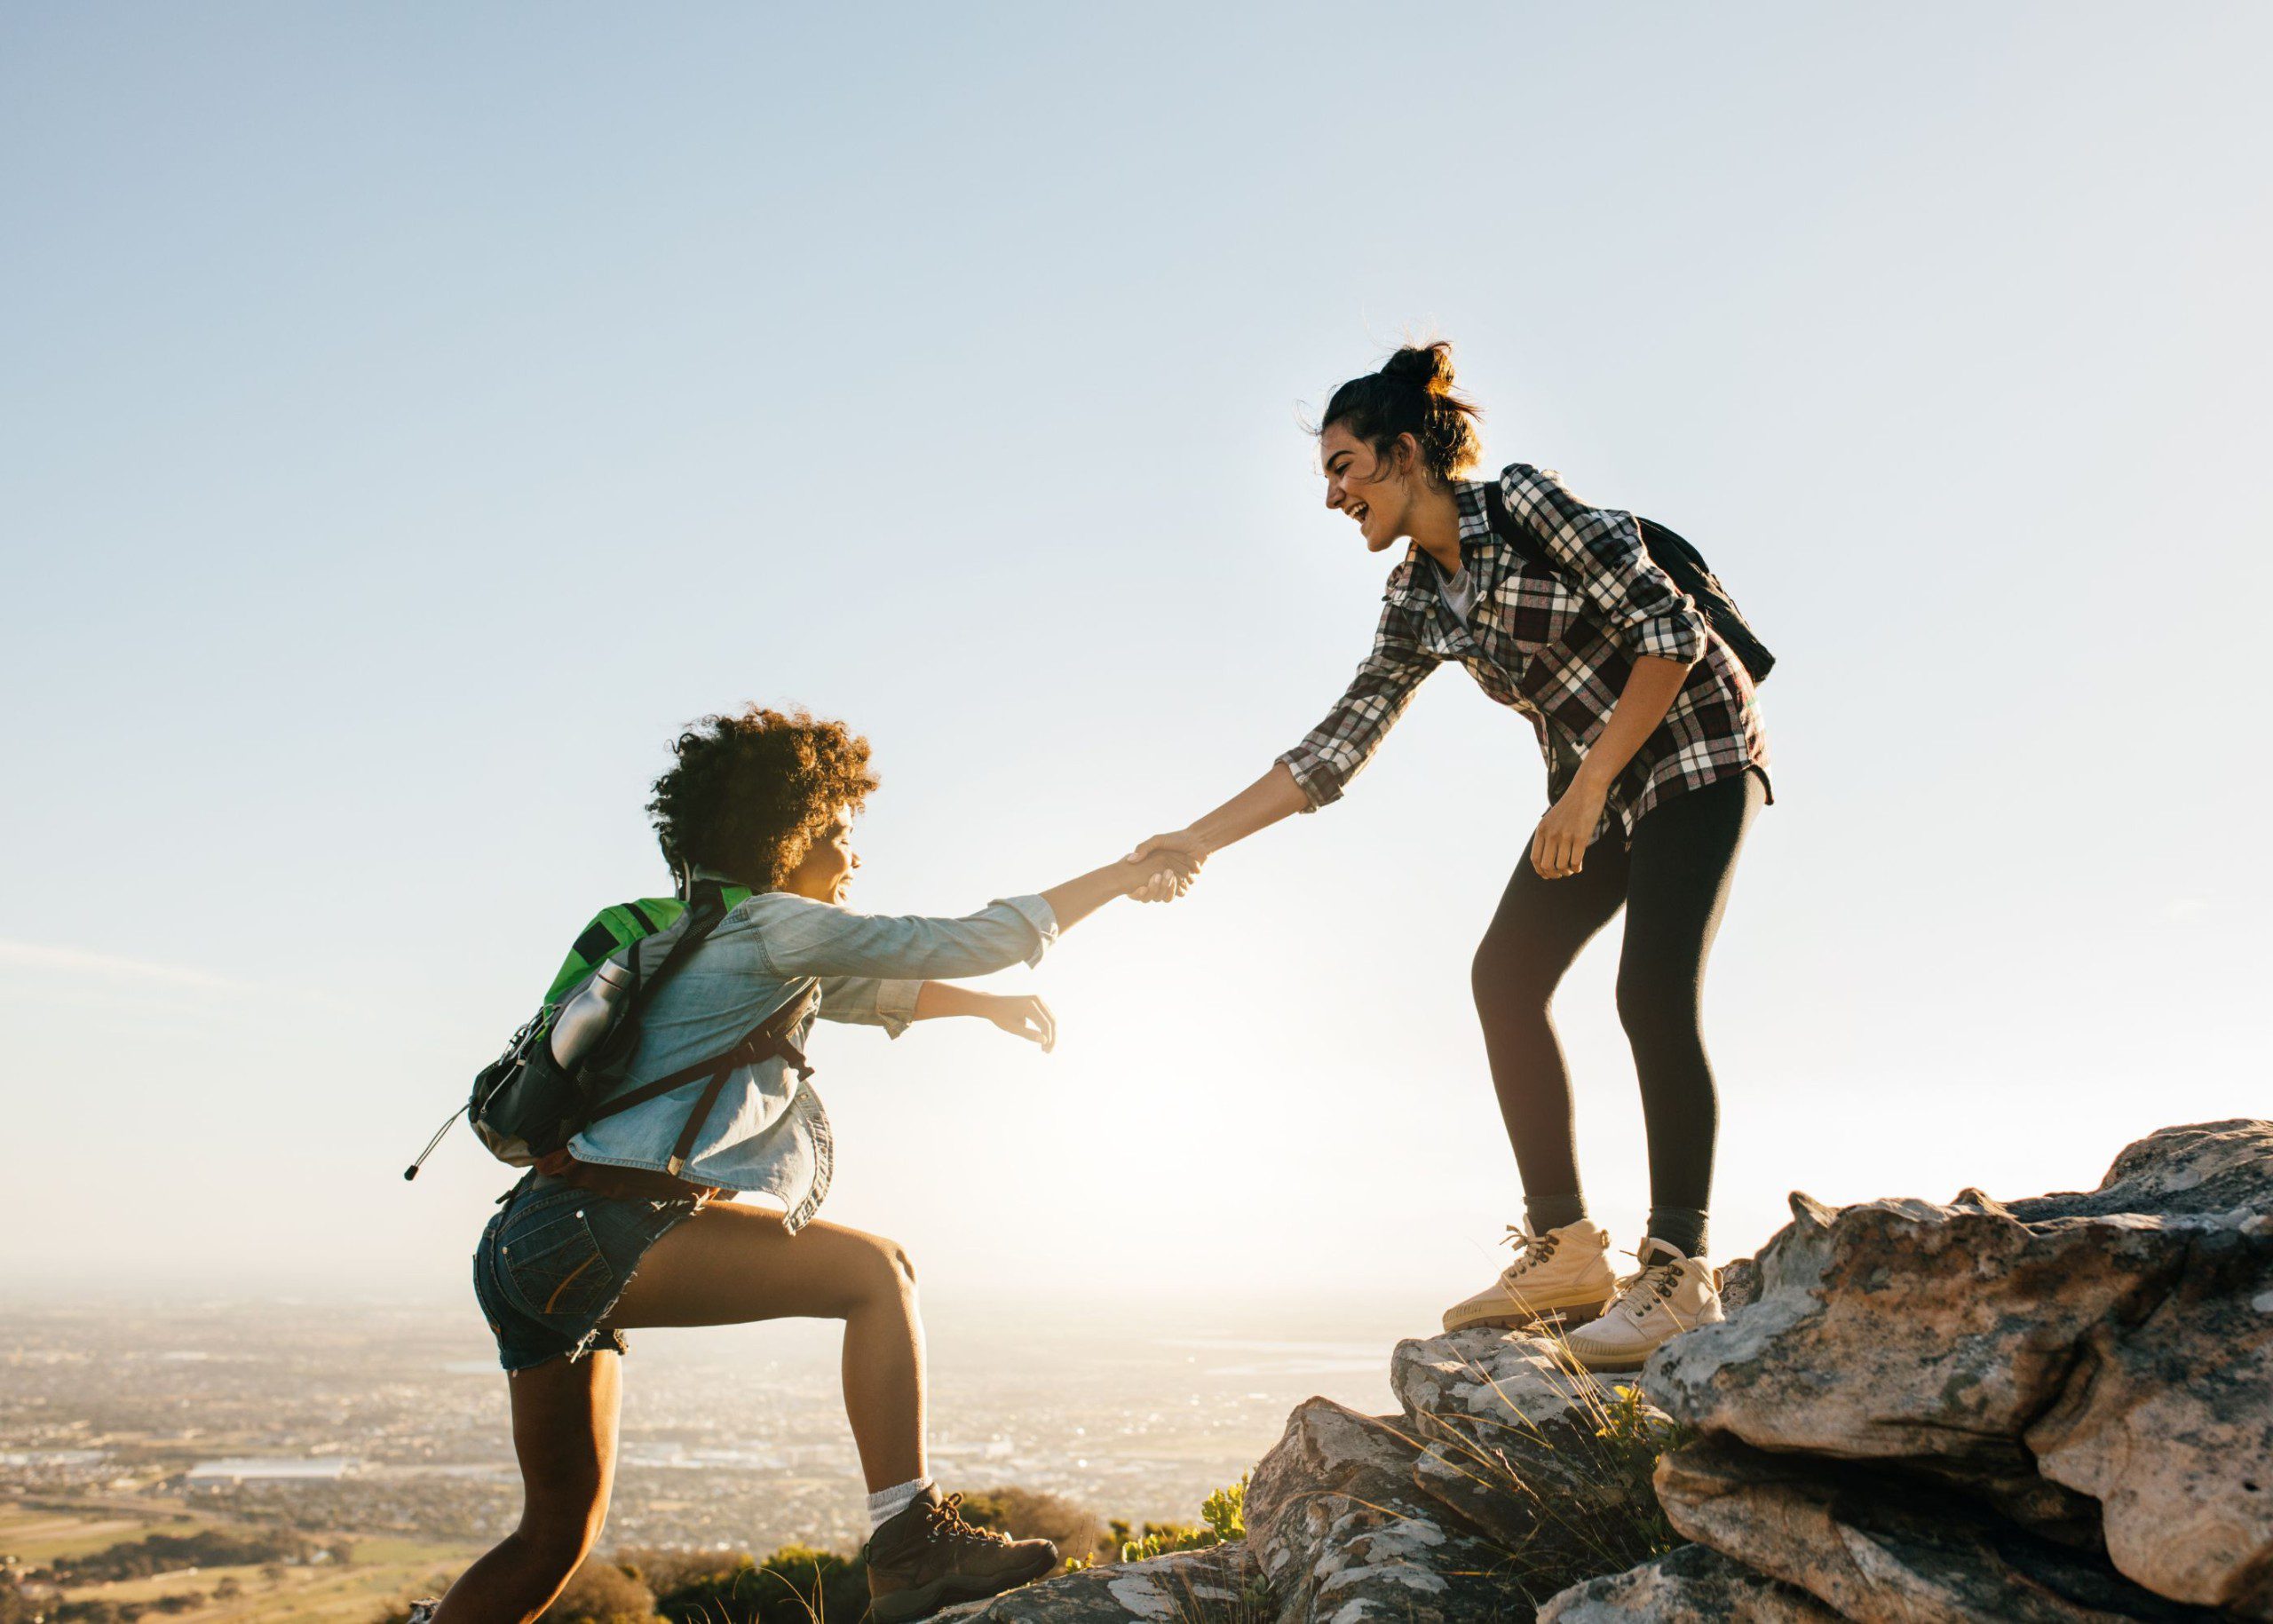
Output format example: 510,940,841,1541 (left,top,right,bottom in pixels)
550,958,635,1069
